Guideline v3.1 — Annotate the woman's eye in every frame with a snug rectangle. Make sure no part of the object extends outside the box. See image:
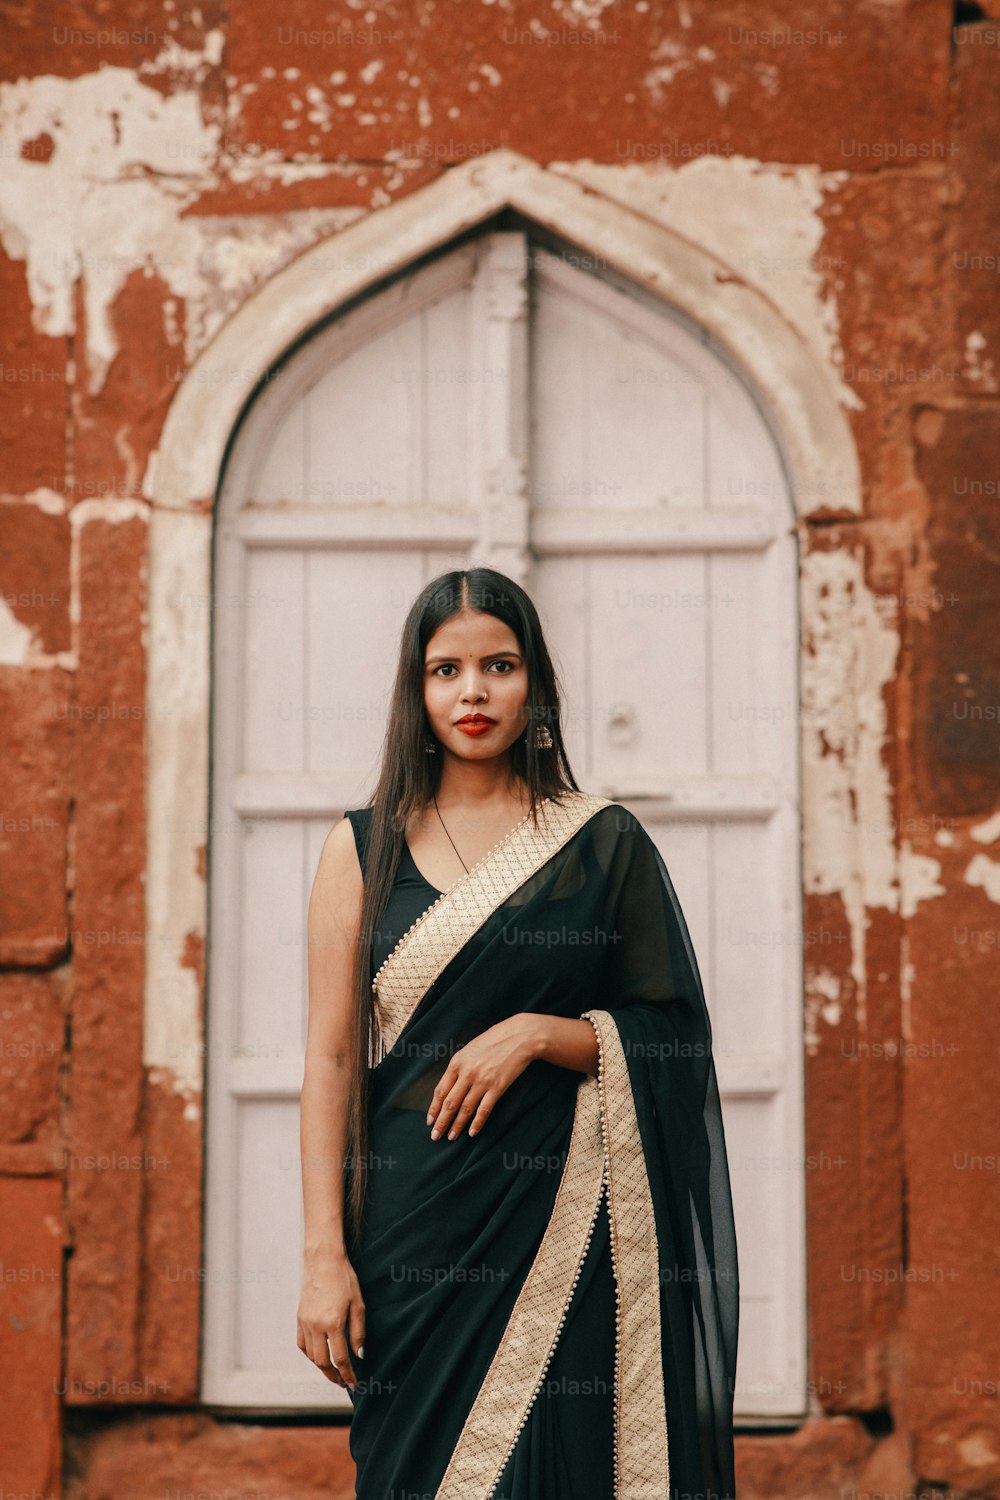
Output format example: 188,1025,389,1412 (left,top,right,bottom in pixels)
431,661,514,676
